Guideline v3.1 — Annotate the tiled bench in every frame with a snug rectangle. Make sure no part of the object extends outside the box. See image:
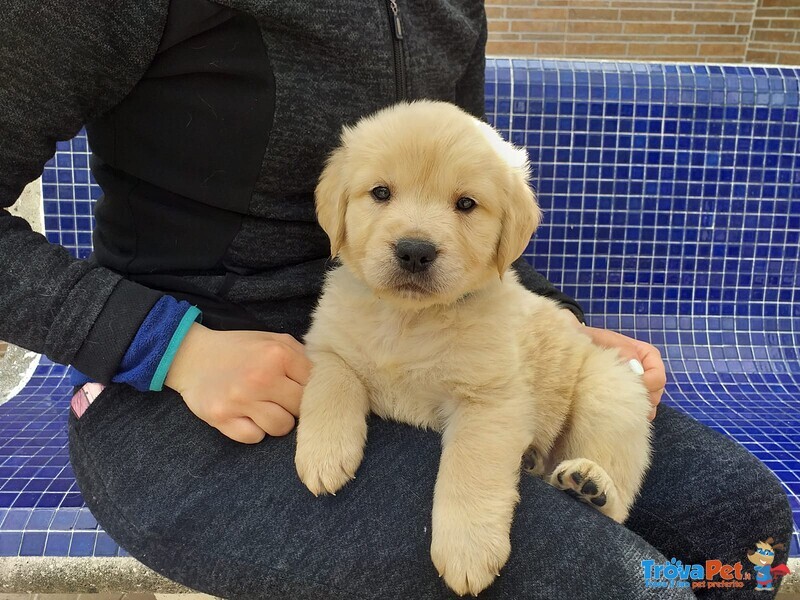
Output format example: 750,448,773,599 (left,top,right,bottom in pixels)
1,58,799,591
